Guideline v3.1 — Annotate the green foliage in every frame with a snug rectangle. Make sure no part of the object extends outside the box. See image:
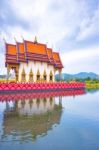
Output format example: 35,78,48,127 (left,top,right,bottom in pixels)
55,77,99,83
